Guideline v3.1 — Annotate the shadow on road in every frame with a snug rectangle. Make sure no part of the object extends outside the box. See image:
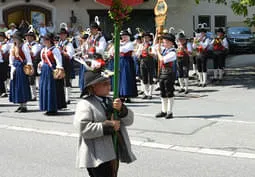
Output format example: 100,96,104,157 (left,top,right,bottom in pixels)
221,66,255,89
175,114,234,119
